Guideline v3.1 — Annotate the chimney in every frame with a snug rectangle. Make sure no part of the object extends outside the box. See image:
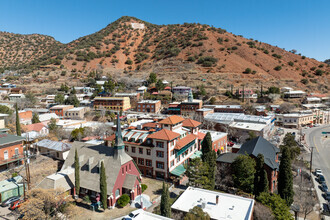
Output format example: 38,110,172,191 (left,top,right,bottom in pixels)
216,195,219,205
